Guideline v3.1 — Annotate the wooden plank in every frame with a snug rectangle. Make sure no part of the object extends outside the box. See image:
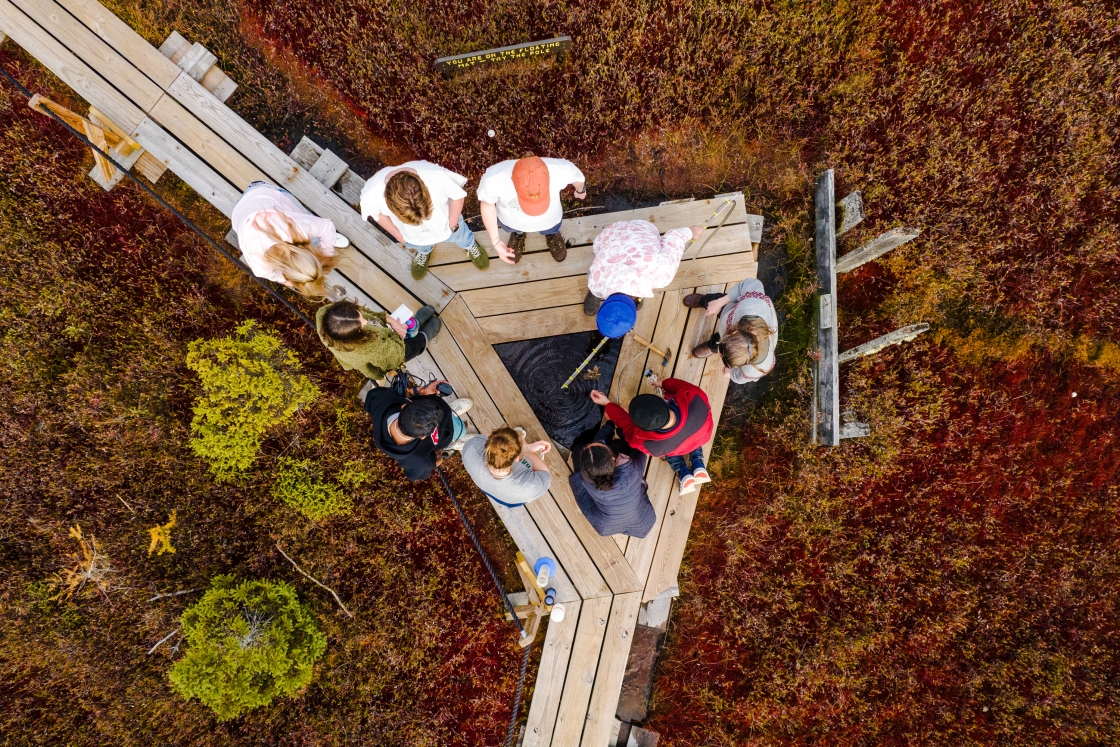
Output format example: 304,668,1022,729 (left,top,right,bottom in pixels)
0,0,146,133
308,149,349,189
289,136,324,169
439,296,638,596
814,170,840,446
476,305,597,344
523,601,582,747
157,30,189,62
609,293,666,409
53,0,182,88
562,192,756,246
206,70,237,103
131,116,241,216
178,42,216,81
836,226,920,274
461,275,588,318
164,73,453,312
490,502,579,604
549,596,612,747
424,325,506,434
838,323,930,364
579,591,643,747
147,94,268,188
641,350,732,602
